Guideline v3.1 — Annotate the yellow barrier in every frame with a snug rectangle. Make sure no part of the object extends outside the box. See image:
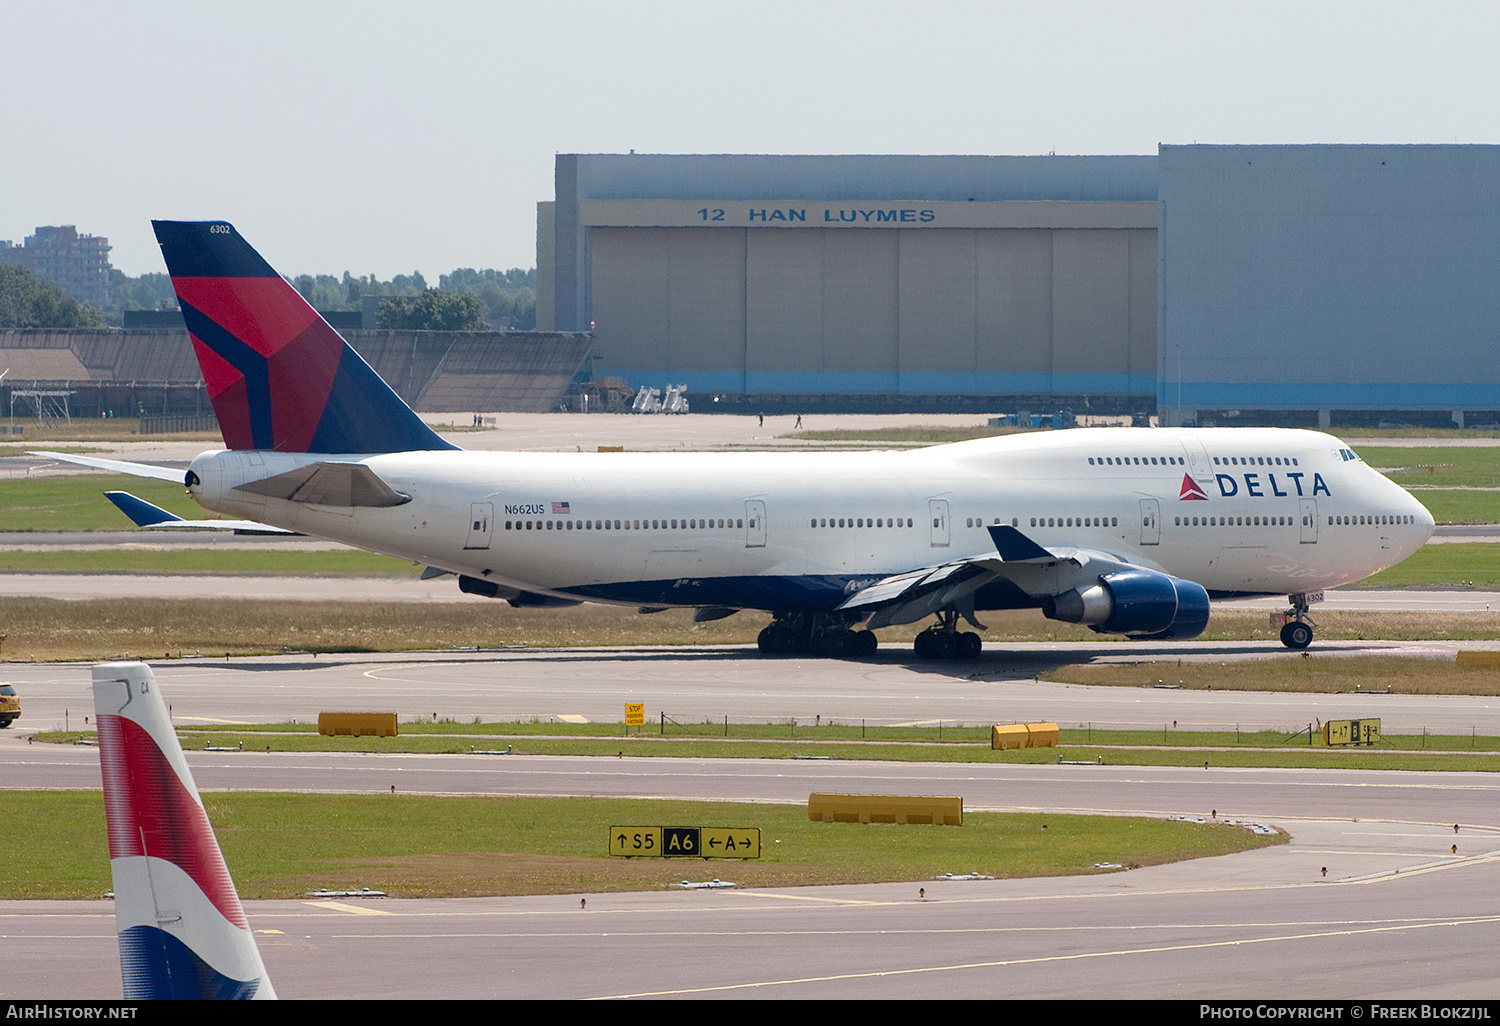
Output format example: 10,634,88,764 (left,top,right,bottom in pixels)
318,711,398,737
1026,722,1060,747
807,793,962,825
991,724,1029,750
991,722,1060,749
1457,651,1500,668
